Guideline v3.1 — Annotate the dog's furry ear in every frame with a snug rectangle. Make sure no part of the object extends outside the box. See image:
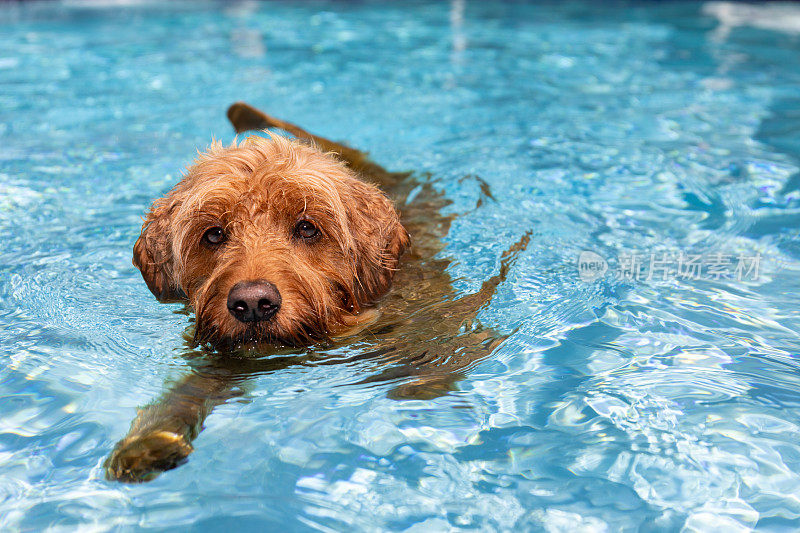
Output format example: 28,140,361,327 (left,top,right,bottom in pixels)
133,199,183,301
347,181,410,307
